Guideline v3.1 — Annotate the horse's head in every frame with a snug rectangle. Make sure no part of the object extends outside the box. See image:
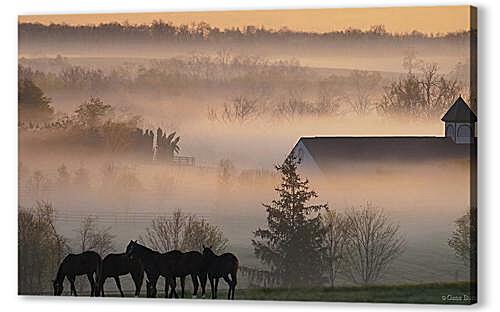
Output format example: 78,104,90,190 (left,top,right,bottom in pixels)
53,279,63,296
125,240,138,257
202,245,215,258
